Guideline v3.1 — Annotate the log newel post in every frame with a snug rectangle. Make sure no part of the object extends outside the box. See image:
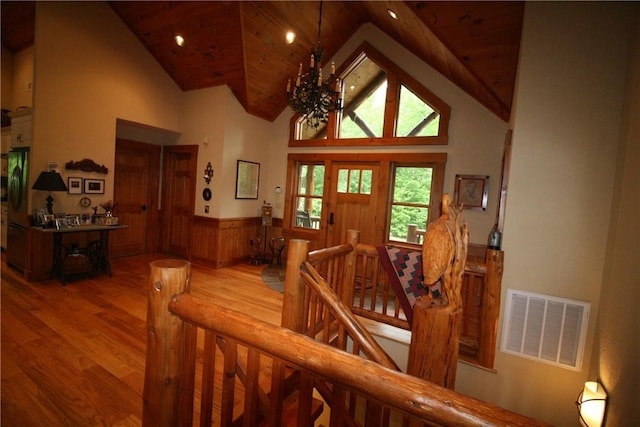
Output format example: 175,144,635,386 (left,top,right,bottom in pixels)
408,194,468,389
142,259,191,427
478,248,504,367
281,239,309,332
